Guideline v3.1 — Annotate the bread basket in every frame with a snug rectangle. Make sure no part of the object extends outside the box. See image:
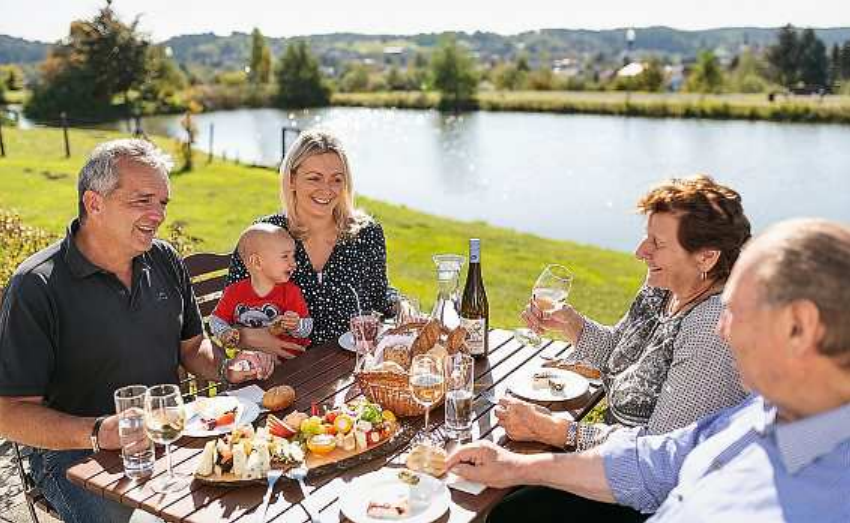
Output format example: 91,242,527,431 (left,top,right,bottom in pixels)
354,320,467,418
